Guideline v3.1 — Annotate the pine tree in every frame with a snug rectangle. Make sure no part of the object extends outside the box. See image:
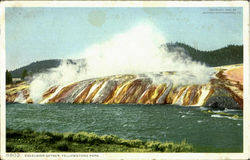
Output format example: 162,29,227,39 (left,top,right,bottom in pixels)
6,70,13,84
21,69,28,80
